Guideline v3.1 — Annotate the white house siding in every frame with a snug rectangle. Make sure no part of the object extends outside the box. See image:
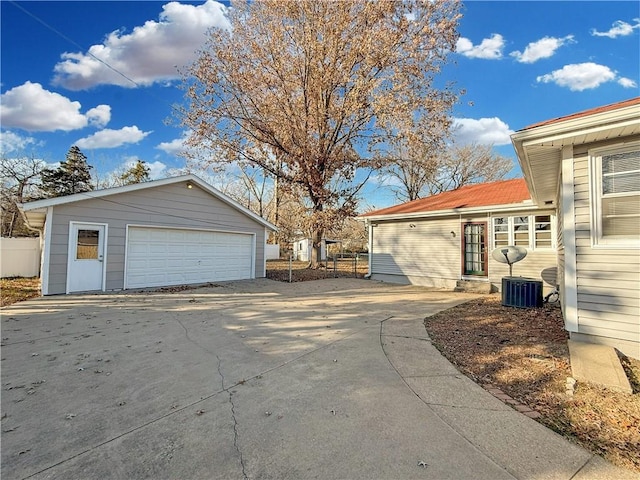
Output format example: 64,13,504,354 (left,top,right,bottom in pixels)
370,210,558,291
571,139,640,357
487,208,557,294
45,181,267,295
370,218,460,288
